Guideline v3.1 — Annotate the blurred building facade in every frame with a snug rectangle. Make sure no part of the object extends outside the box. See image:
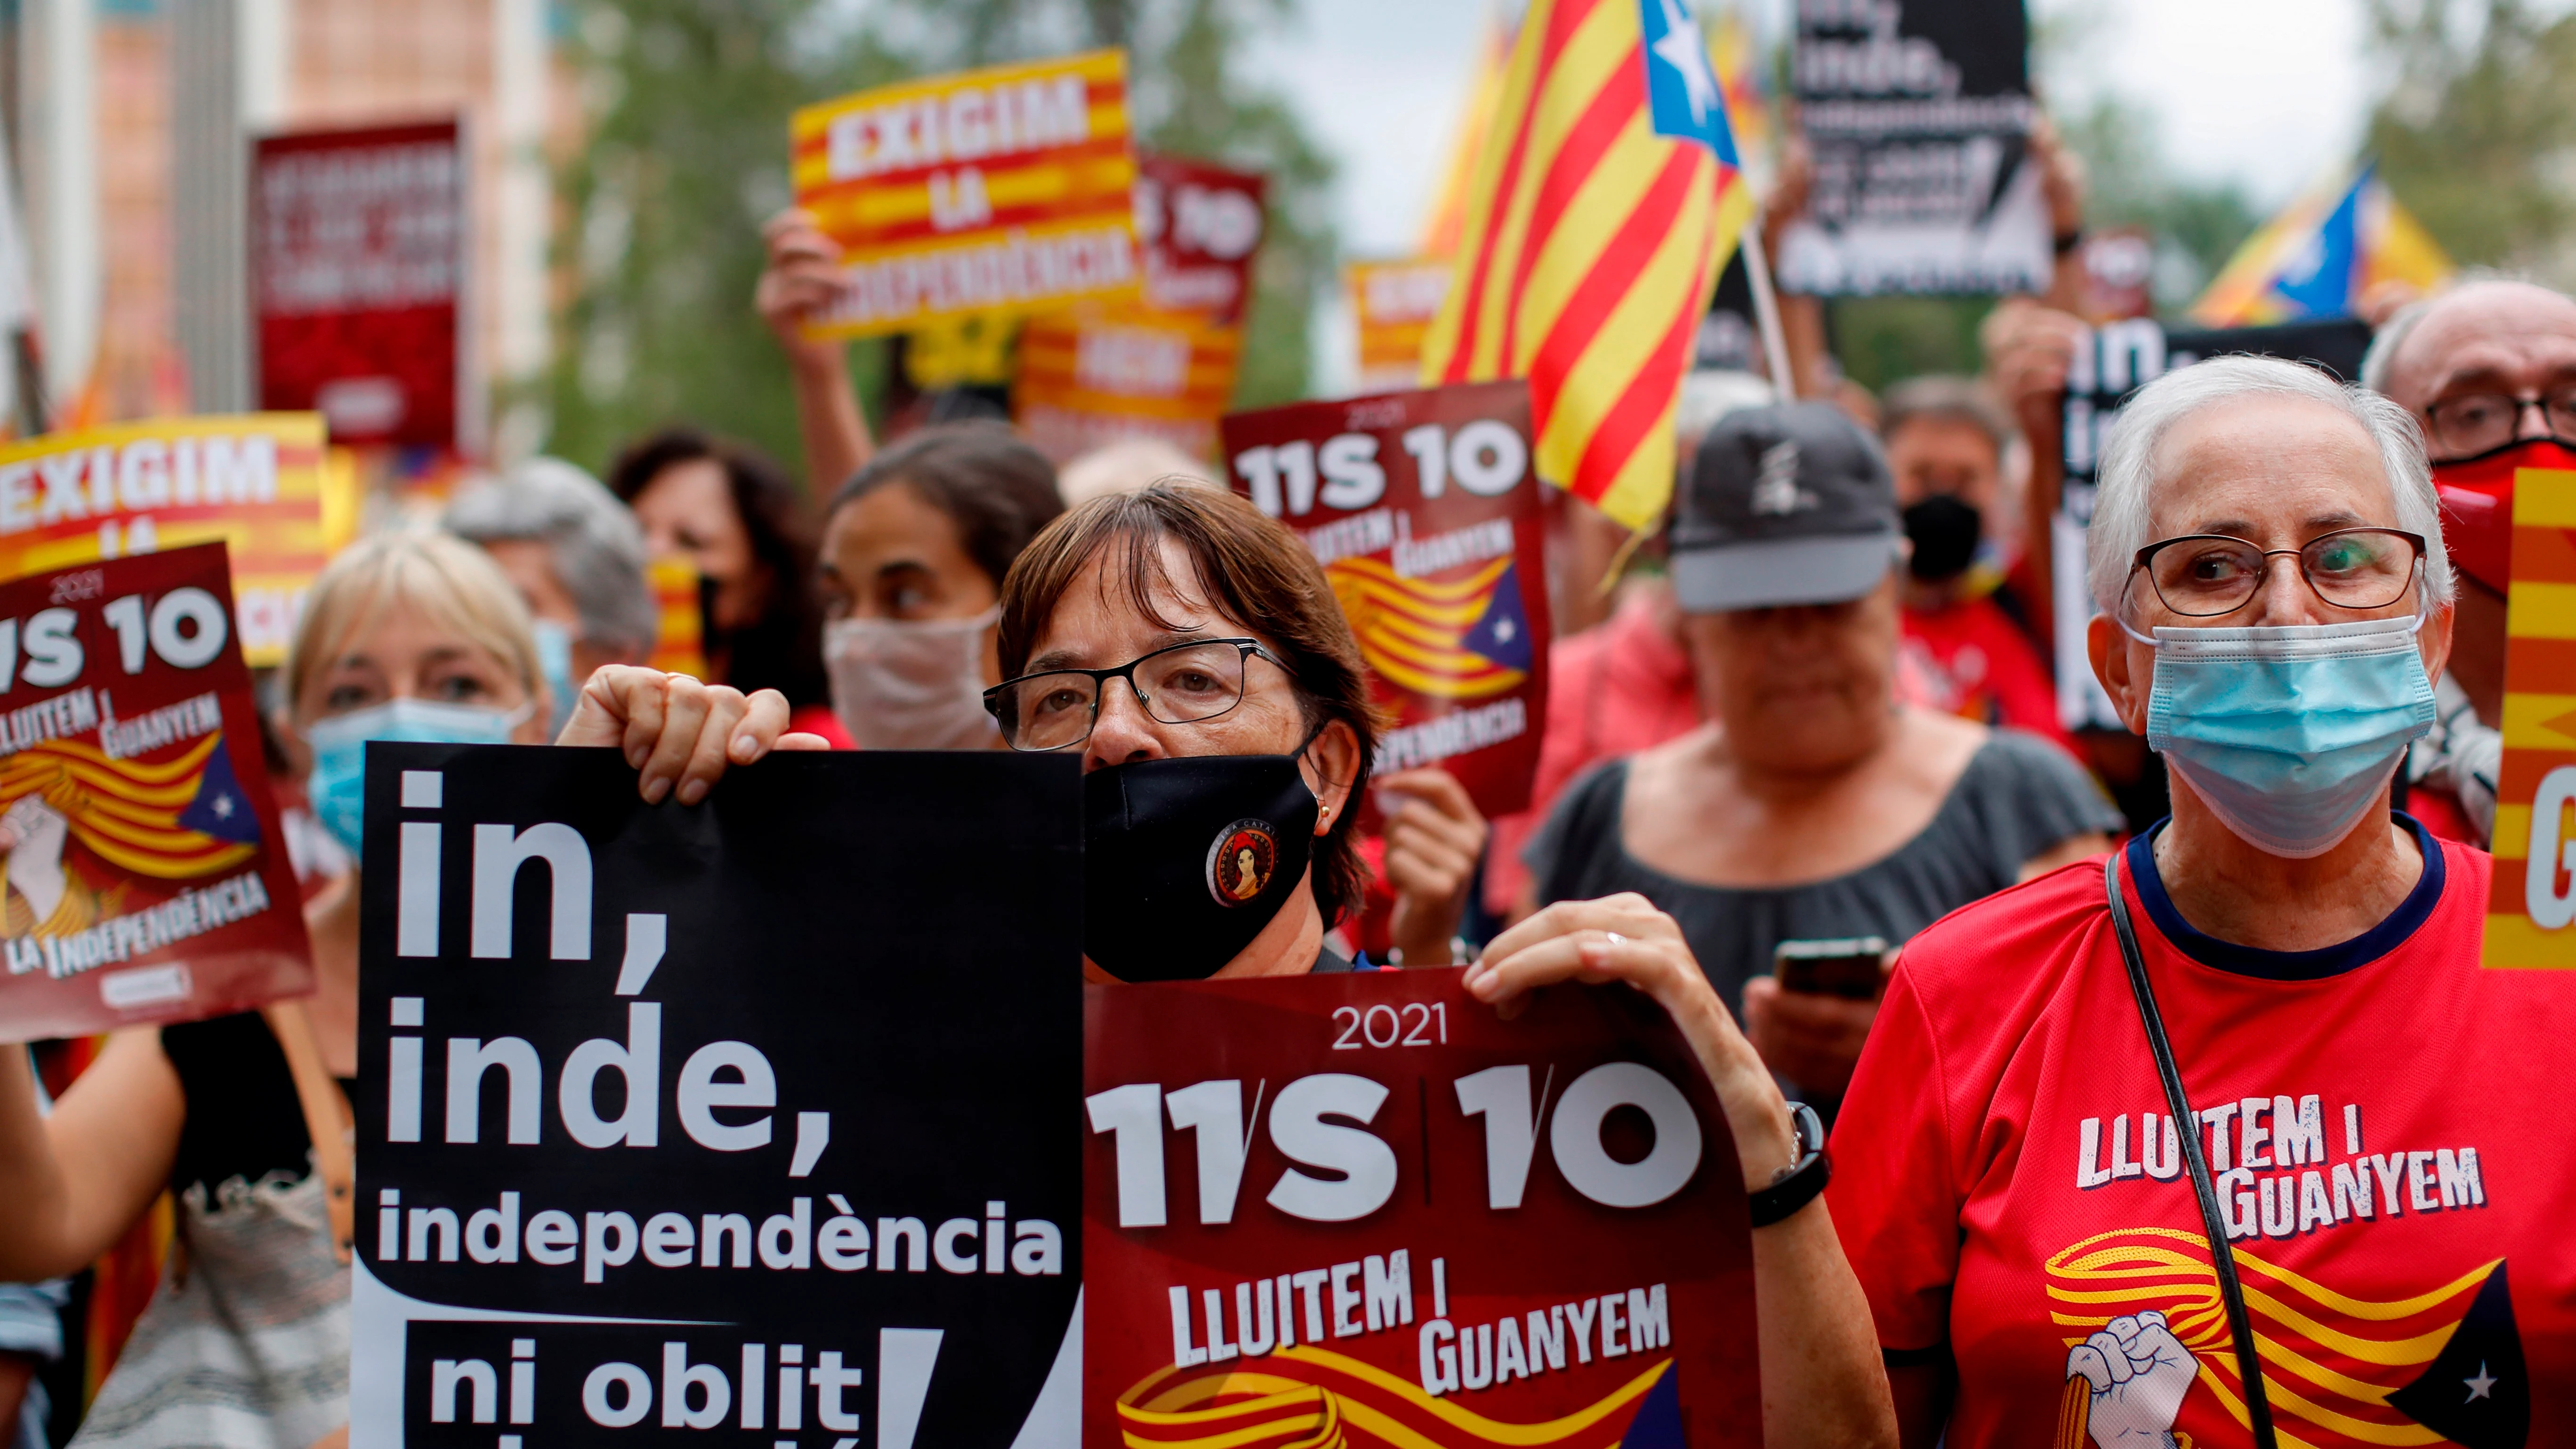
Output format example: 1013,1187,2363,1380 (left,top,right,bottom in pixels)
5,0,573,444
